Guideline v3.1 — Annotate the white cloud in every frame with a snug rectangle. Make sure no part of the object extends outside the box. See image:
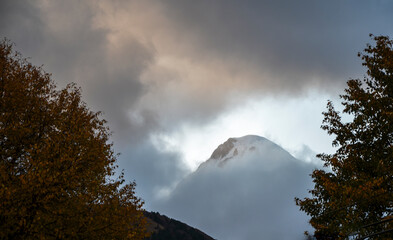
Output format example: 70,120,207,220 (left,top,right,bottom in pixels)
152,90,338,170
153,136,318,240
